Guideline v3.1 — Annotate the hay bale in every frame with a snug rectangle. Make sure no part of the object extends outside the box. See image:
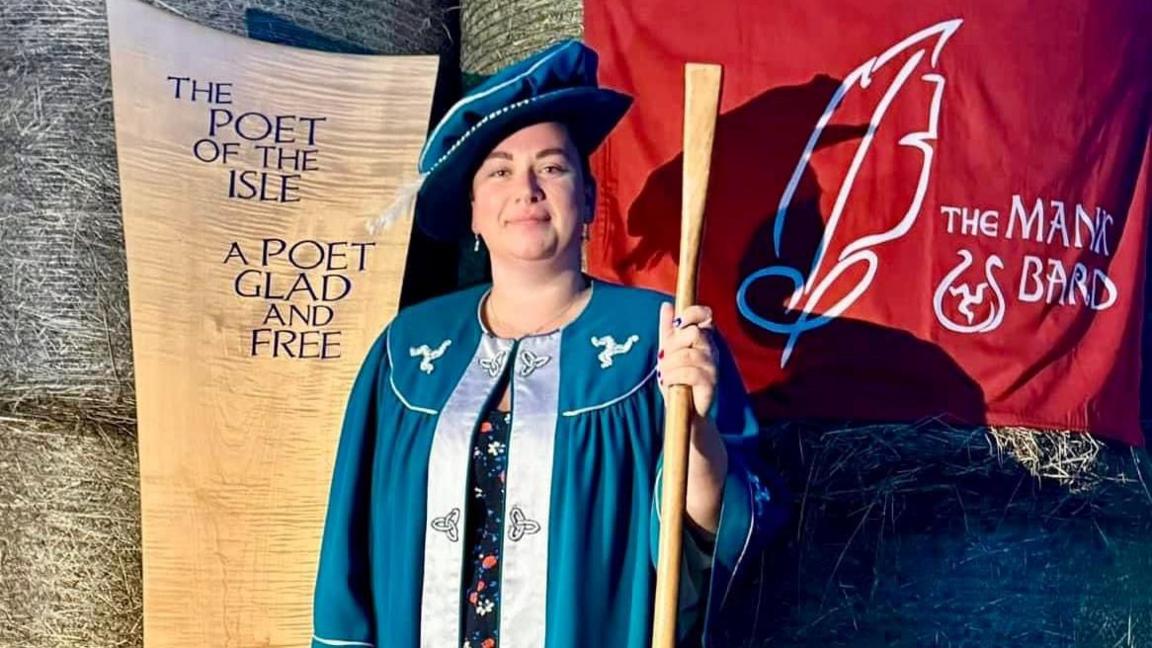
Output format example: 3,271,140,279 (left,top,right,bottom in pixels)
0,0,455,412
0,2,456,645
147,0,452,53
0,404,141,647
755,421,1152,647
0,0,133,411
459,0,581,78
